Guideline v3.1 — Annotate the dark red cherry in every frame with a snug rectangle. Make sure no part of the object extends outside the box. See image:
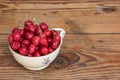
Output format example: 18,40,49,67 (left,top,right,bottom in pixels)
32,36,40,46
12,32,21,42
21,39,30,47
8,34,13,44
39,37,48,47
51,40,59,49
29,44,36,54
40,47,49,55
26,32,34,40
24,20,33,27
11,41,20,50
19,47,28,56
39,22,48,32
